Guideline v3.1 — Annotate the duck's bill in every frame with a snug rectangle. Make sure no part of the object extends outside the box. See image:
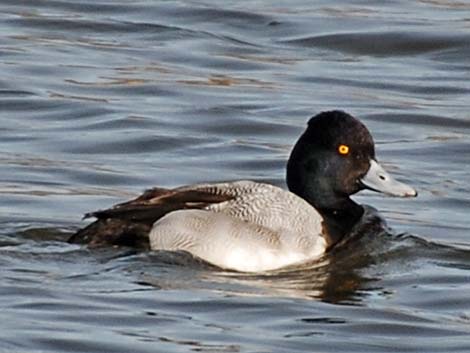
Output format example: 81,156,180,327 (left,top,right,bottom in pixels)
360,160,417,198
